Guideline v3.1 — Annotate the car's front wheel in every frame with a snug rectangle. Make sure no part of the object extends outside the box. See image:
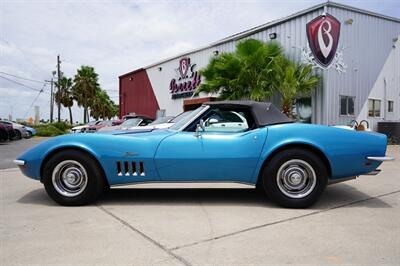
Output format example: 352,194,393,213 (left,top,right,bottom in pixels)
42,150,106,206
13,130,22,140
261,148,327,208
25,131,32,139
